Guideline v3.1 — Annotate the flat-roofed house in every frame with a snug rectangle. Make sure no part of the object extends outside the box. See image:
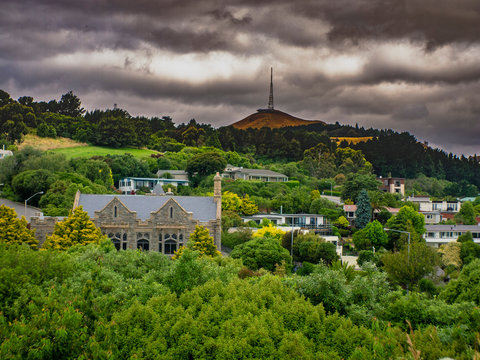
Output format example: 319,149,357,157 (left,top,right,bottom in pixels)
424,224,480,247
